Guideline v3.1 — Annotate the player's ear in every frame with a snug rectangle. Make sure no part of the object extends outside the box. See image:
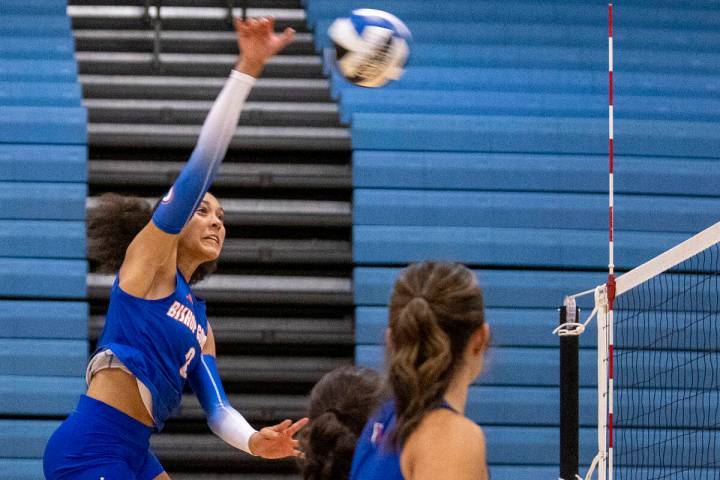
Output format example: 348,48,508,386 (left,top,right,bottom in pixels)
470,323,490,357
384,327,393,350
